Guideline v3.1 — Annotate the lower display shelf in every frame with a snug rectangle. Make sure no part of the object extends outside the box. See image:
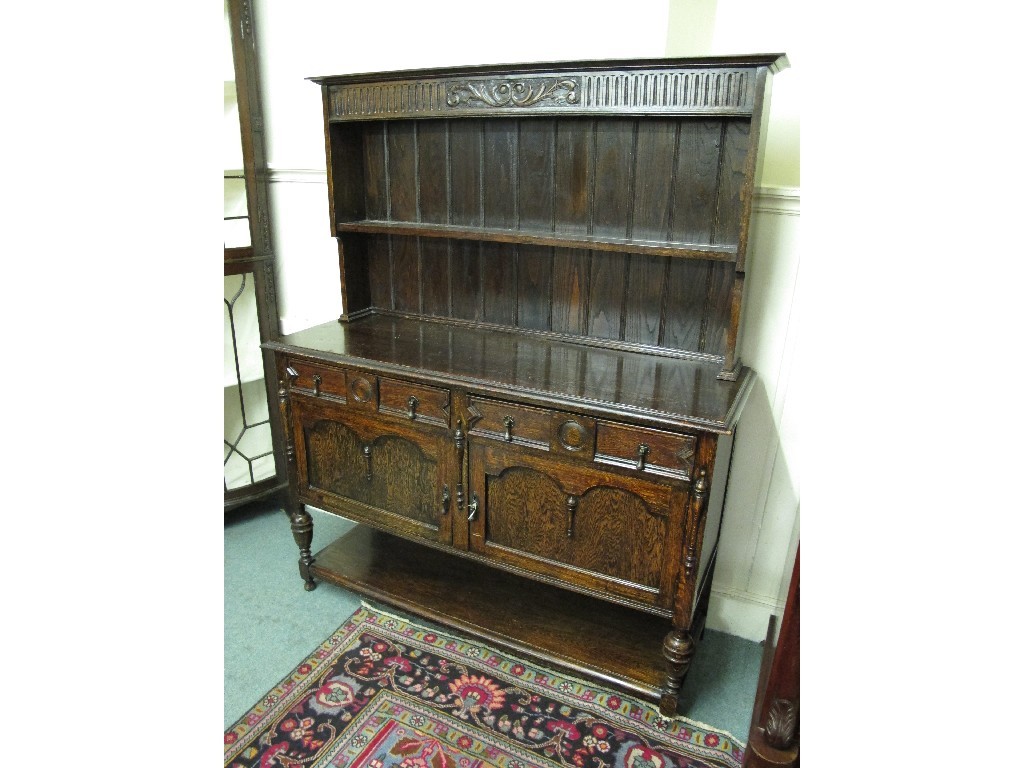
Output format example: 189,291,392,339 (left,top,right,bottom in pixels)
310,523,674,701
